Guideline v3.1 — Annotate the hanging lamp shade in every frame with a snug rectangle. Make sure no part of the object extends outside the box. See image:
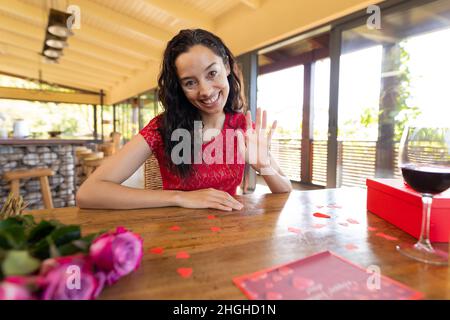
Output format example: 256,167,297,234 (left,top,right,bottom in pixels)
47,9,73,37
45,34,68,49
